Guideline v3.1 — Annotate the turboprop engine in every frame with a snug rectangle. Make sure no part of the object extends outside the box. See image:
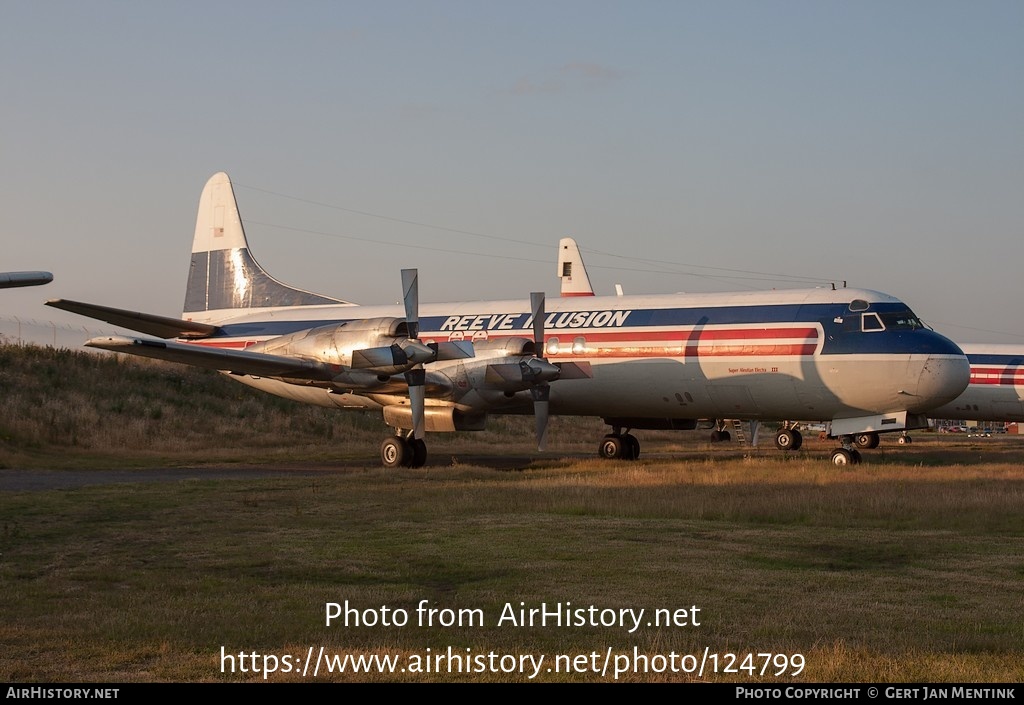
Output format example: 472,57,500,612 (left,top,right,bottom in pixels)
251,317,473,377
